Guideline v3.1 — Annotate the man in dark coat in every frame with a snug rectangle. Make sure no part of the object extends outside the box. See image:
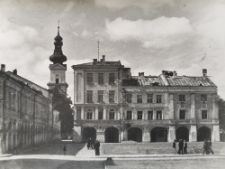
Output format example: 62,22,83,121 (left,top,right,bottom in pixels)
172,140,177,154
87,137,91,149
184,140,187,154
178,139,184,155
94,139,100,156
207,140,214,154
202,140,207,154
